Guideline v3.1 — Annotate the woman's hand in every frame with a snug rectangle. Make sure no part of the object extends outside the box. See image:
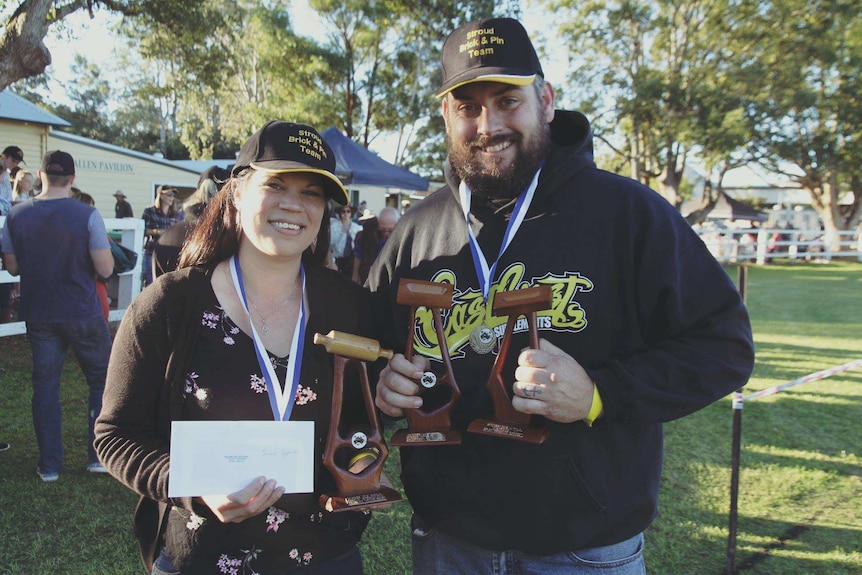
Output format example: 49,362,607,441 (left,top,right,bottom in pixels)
200,476,285,523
